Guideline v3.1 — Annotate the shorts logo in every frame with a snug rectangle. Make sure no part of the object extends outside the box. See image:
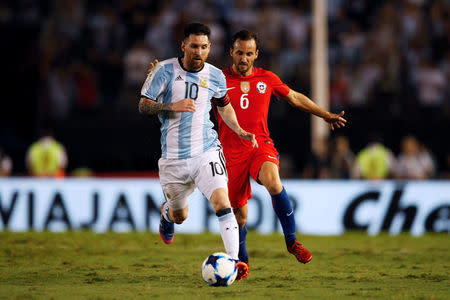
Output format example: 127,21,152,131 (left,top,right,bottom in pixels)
240,81,250,93
268,155,277,160
257,81,267,93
